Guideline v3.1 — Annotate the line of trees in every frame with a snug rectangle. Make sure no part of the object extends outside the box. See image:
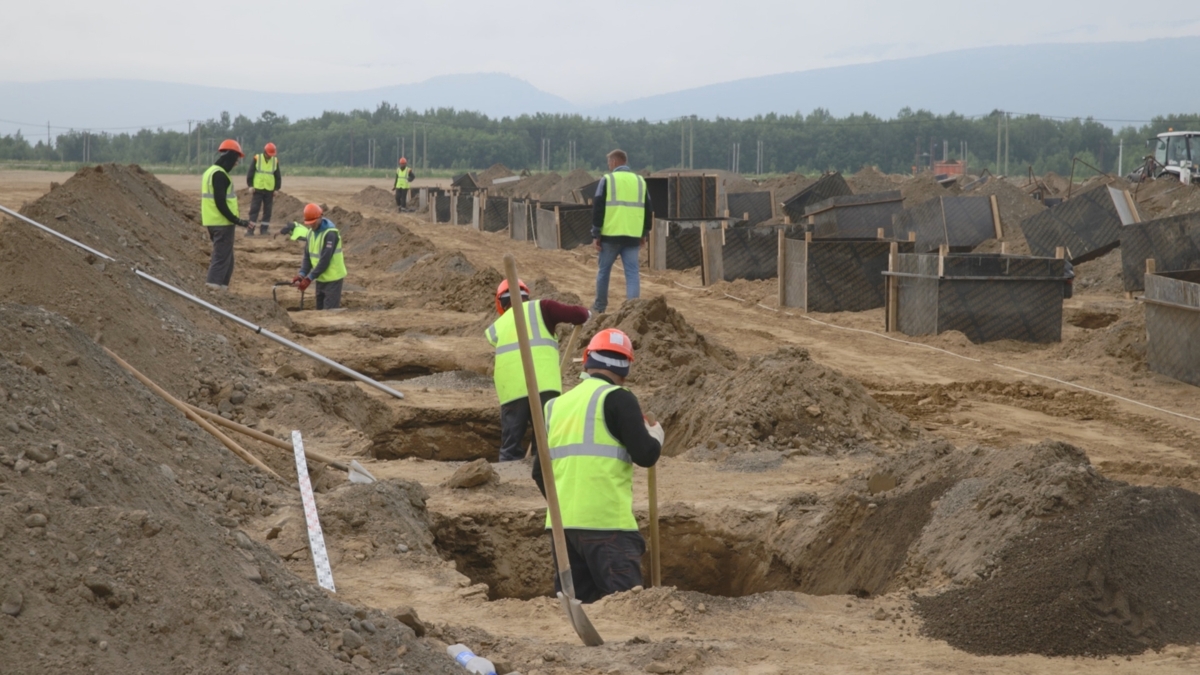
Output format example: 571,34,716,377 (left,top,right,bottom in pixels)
3,103,1199,176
